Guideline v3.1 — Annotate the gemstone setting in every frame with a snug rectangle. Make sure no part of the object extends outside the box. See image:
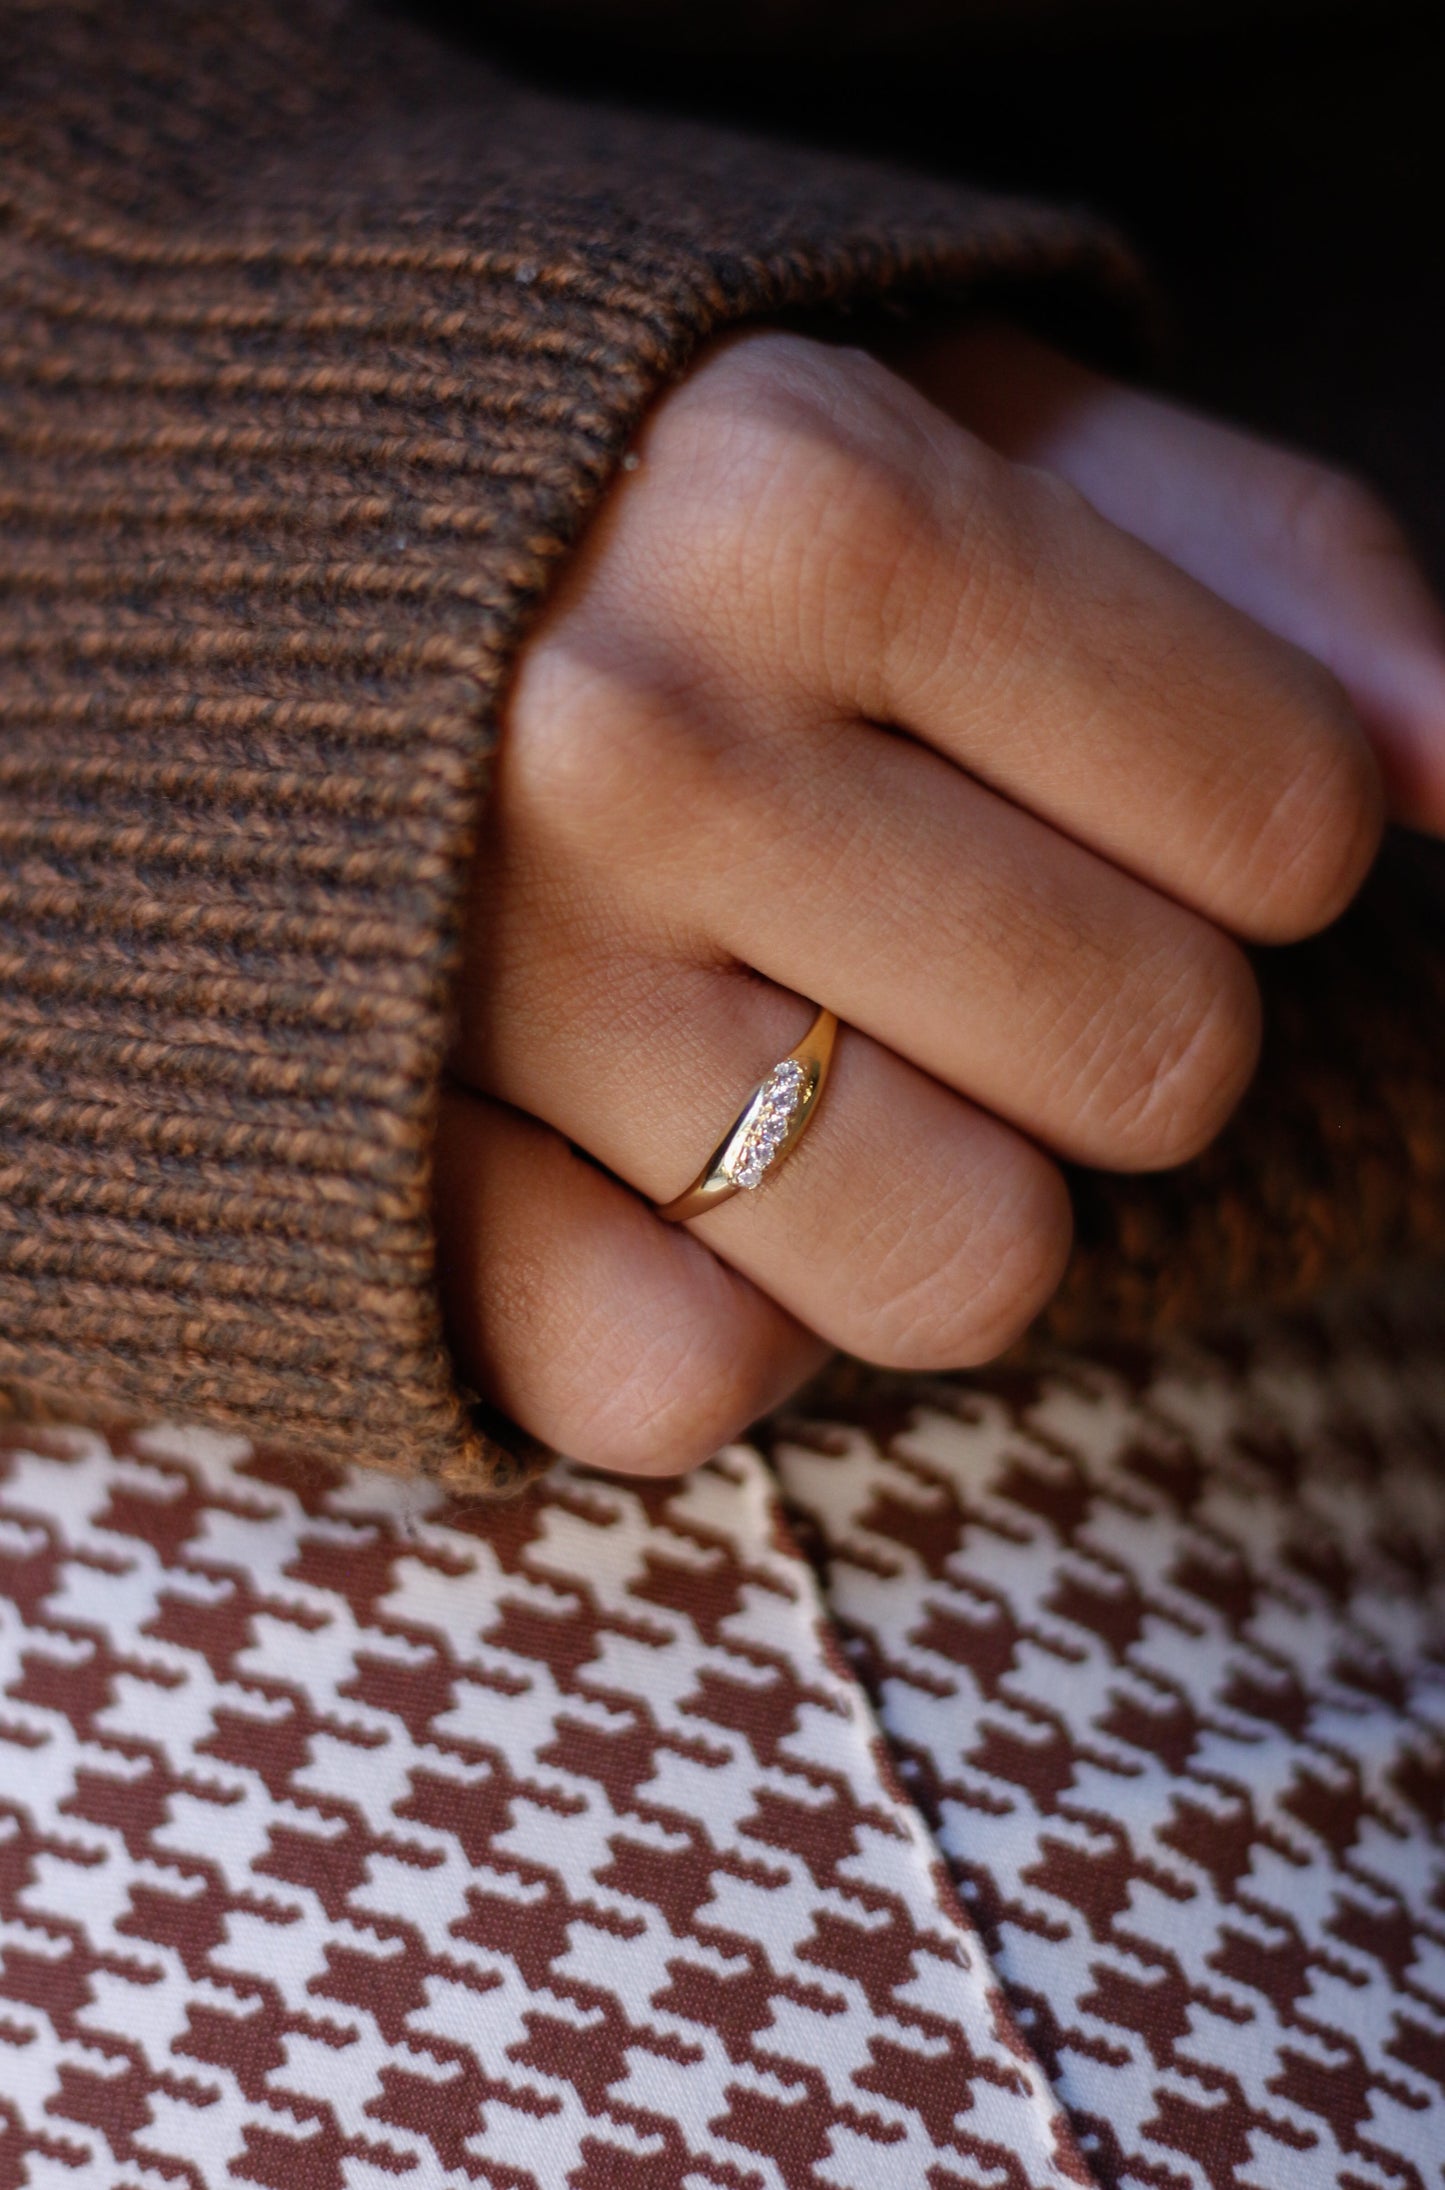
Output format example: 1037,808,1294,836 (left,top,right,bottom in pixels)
724,1057,808,1189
